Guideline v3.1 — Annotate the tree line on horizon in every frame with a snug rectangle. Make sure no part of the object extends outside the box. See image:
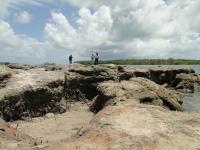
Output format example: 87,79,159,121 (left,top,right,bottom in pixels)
77,58,200,65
